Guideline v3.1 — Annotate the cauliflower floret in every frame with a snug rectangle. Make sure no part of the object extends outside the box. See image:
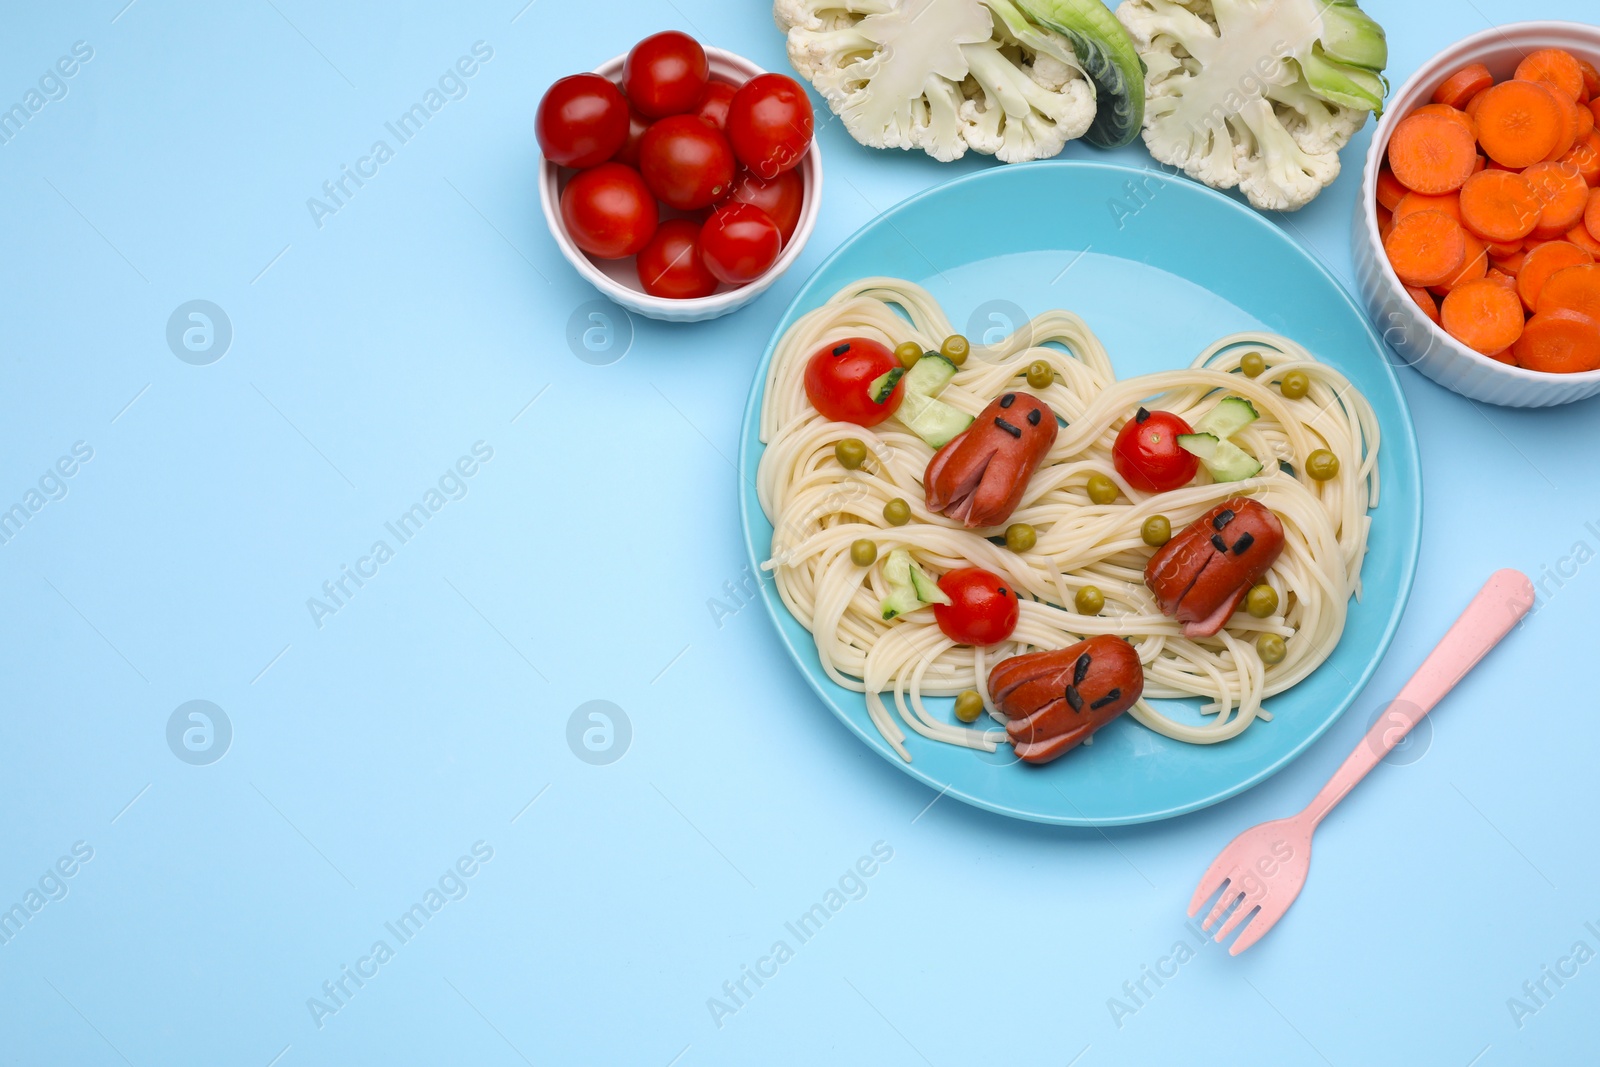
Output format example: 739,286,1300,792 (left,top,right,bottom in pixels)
1116,0,1388,211
775,0,1123,163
